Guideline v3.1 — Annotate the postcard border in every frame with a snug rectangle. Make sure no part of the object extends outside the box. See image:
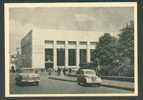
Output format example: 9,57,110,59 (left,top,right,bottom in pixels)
4,2,138,97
